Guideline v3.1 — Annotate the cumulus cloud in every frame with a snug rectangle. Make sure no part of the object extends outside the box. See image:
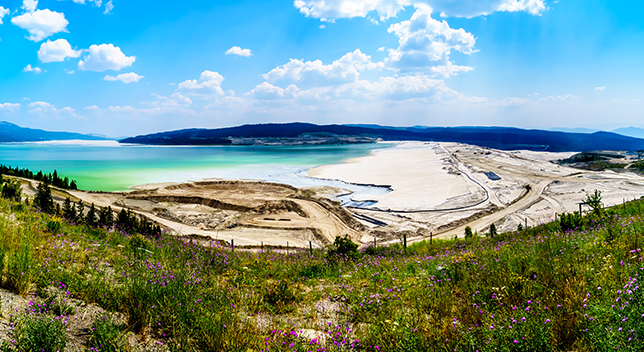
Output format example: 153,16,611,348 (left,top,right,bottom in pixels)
23,64,43,73
28,101,76,116
247,82,300,101
263,49,382,86
0,7,9,24
225,46,252,57
78,44,135,72
38,39,81,63
103,72,144,84
178,70,226,98
293,0,546,21
0,103,21,112
385,4,475,76
22,0,38,12
595,86,606,94
11,9,69,42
